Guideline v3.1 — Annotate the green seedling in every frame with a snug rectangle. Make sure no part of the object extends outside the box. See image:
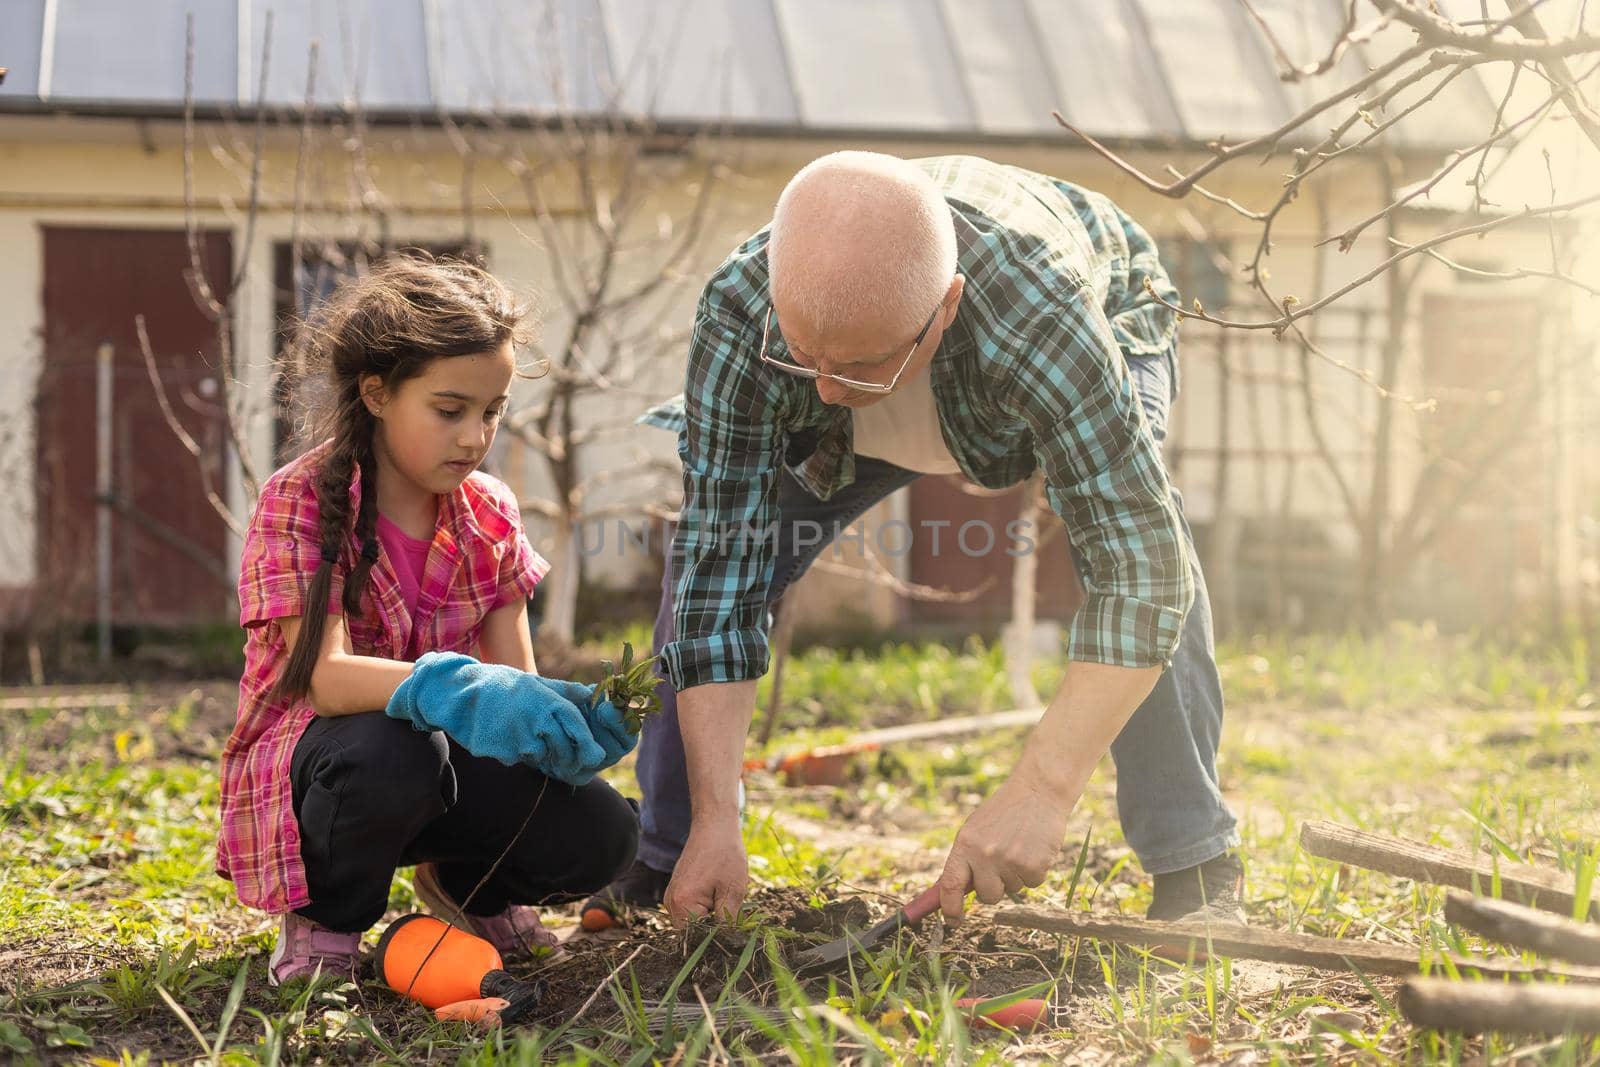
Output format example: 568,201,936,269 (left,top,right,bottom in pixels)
594,642,662,735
